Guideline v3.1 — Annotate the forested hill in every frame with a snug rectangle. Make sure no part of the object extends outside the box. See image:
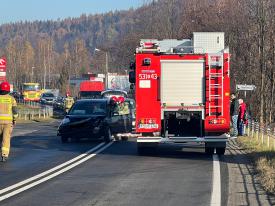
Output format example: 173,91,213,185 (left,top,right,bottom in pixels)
0,0,274,123
0,11,133,53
